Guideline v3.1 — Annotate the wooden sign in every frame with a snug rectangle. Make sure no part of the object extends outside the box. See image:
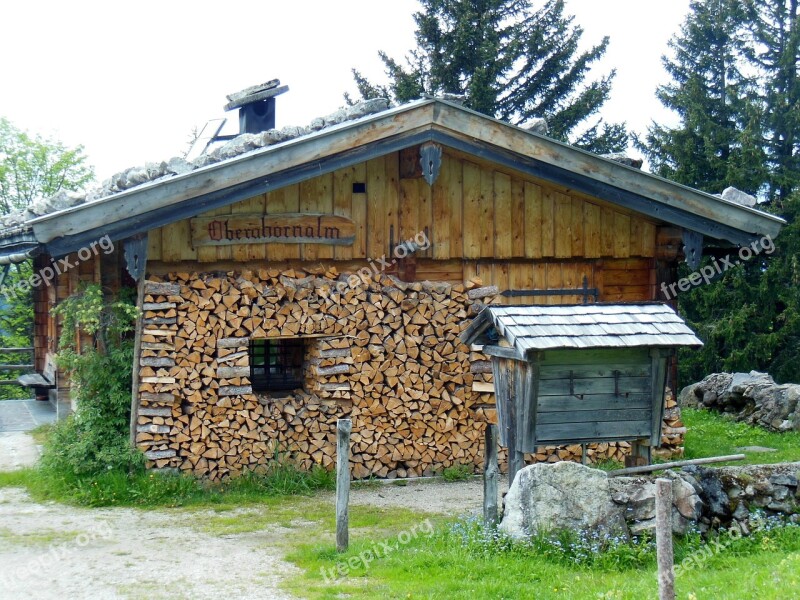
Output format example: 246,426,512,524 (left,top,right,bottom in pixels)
190,213,355,246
